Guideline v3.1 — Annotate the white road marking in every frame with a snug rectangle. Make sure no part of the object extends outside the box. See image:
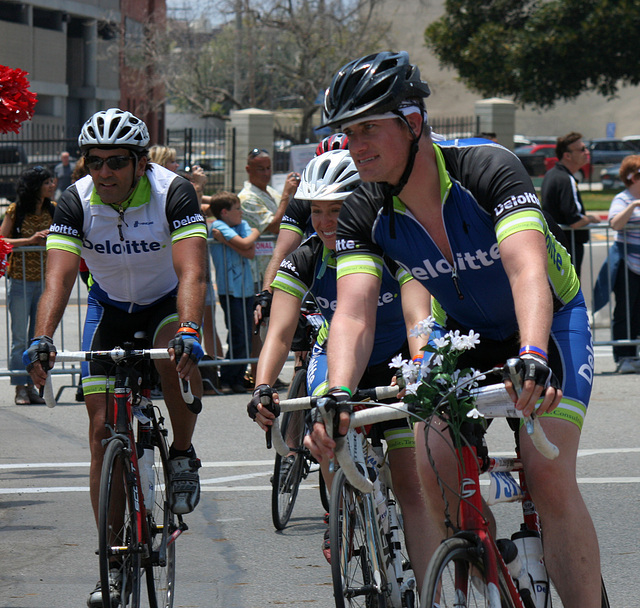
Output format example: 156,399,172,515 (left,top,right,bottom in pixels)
1,450,637,495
